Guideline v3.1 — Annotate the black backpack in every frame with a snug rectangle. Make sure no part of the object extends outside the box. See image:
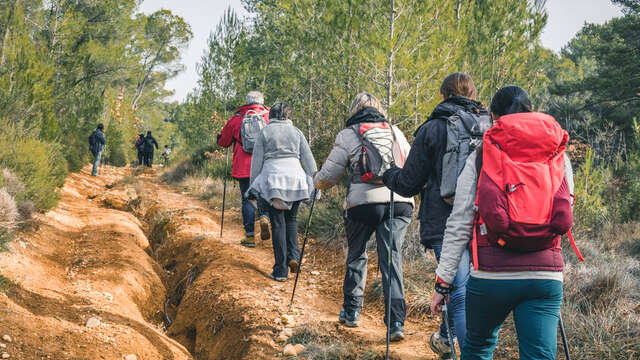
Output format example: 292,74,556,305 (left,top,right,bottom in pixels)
88,130,100,153
351,122,406,185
